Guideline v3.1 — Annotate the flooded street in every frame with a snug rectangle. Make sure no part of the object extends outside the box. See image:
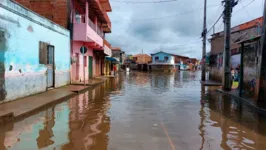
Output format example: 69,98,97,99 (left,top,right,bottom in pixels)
1,71,266,150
